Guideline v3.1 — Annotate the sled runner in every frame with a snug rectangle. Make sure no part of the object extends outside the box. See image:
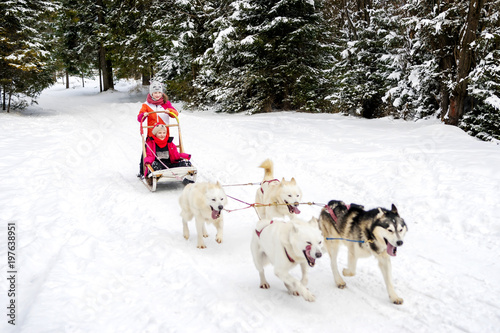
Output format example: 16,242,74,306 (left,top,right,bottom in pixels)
140,111,197,191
